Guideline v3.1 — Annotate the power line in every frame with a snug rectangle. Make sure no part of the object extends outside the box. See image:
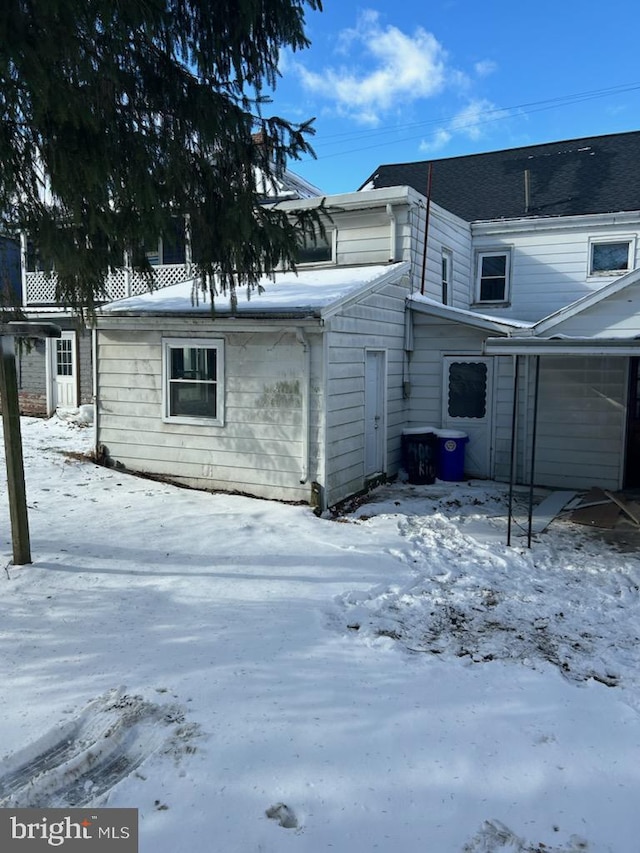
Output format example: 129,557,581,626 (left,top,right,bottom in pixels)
301,81,640,163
